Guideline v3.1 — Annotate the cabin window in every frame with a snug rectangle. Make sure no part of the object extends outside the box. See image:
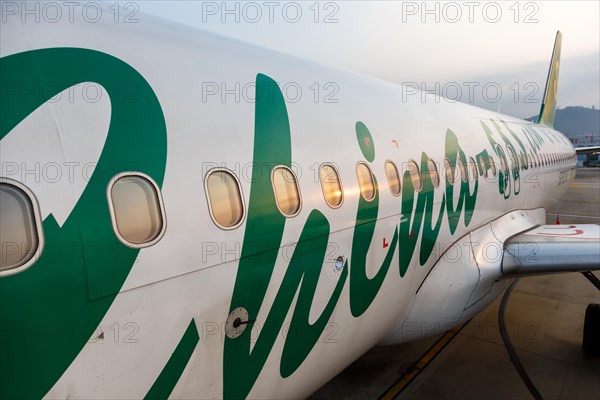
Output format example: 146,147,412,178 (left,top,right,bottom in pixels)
500,154,509,173
109,173,165,247
407,160,423,191
495,145,509,174
457,157,467,182
489,157,497,177
427,159,440,188
529,152,534,168
319,164,343,208
479,157,488,178
444,158,455,184
356,162,376,201
272,166,301,217
469,157,478,181
506,145,517,170
384,160,401,196
517,153,522,169
0,182,42,273
206,170,245,228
